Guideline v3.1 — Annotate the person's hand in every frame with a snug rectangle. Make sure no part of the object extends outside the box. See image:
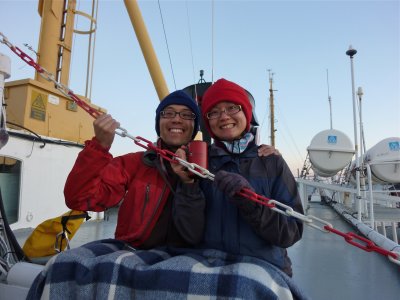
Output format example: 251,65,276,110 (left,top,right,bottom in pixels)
258,144,280,157
171,146,194,184
93,114,120,149
214,170,253,197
